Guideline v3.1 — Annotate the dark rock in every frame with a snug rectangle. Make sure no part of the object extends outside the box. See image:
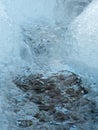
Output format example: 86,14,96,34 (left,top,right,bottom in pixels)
17,120,33,128
13,70,97,130
38,104,55,111
54,112,70,122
